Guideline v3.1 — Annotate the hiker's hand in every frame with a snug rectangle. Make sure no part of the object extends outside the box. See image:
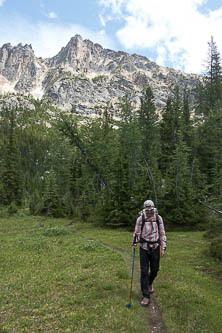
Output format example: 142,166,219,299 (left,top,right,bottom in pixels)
132,244,137,250
160,249,165,258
